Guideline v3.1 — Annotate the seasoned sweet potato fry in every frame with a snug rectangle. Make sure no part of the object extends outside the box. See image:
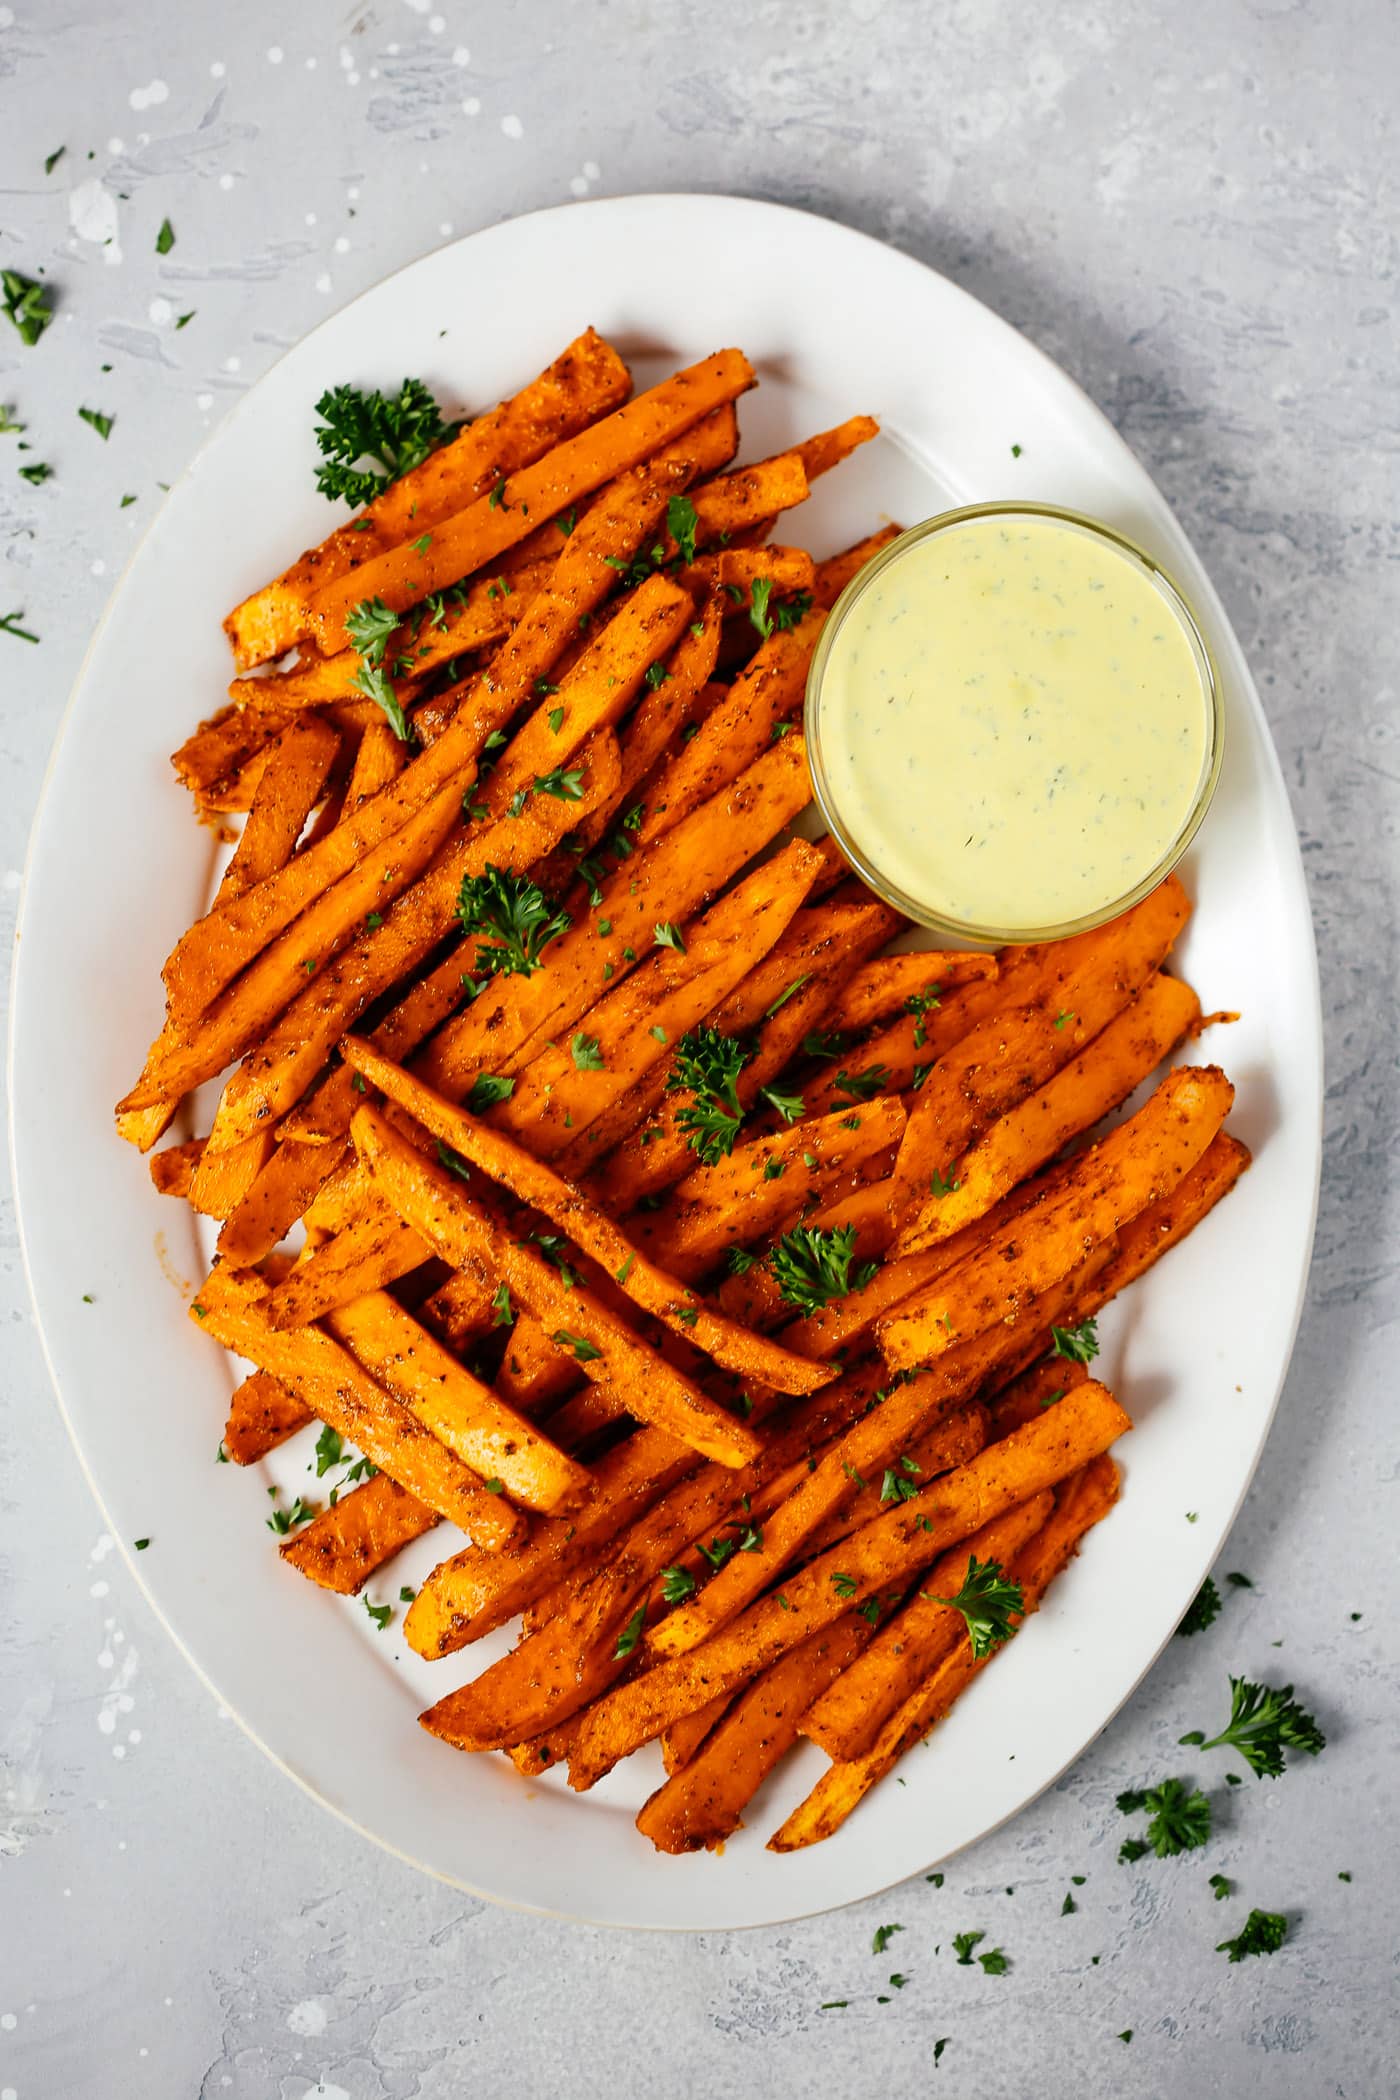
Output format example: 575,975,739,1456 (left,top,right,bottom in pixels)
798,1491,1053,1761
636,609,824,845
351,1105,762,1468
818,950,998,1039
812,525,902,608
194,1266,523,1543
878,1064,1234,1370
340,1035,832,1396
637,1613,875,1854
306,350,756,652
685,453,809,544
224,327,632,668
218,1137,337,1264
223,1369,312,1464
678,546,815,601
567,1382,1132,1788
280,1473,440,1595
149,1138,205,1202
188,1131,273,1220
660,1693,734,1777
326,1291,592,1512
768,1455,1121,1849
891,877,1191,1231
